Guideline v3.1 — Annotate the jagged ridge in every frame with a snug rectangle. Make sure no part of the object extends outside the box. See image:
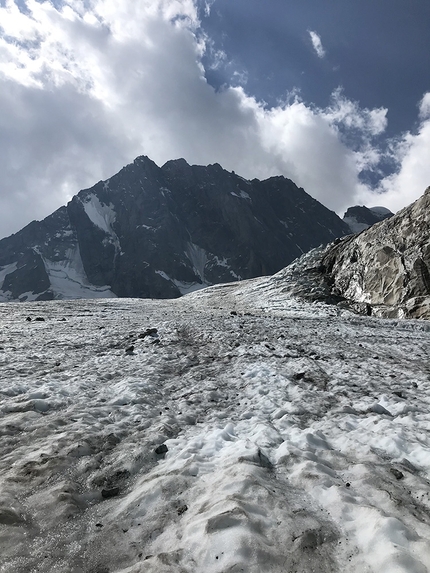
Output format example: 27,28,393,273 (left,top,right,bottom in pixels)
0,156,349,301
